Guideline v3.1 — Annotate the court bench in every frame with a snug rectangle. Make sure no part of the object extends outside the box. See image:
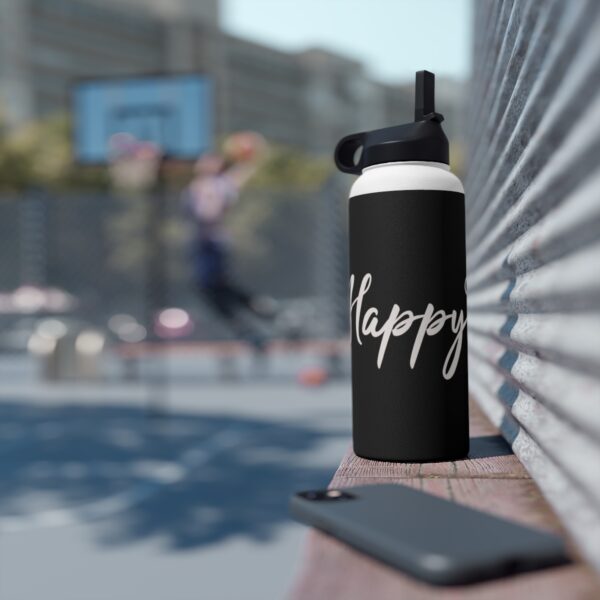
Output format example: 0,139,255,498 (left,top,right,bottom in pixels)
288,401,600,599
